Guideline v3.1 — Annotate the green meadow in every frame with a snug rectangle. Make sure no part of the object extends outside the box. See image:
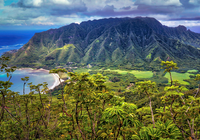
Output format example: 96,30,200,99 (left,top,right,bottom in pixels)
73,68,90,73
129,70,153,78
187,69,198,73
164,70,198,85
105,69,153,79
74,68,153,79
74,68,199,85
